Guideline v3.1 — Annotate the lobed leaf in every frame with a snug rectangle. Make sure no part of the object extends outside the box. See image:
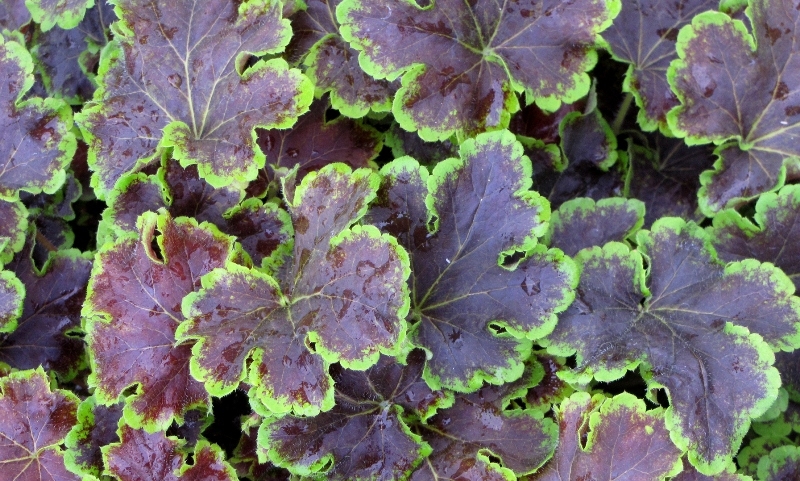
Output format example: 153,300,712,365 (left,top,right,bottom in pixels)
529,392,683,480
367,130,577,391
76,0,313,197
545,197,645,257
262,350,444,479
0,199,28,264
287,0,396,117
601,0,718,131
26,0,93,31
0,33,76,200
544,218,800,474
103,425,237,481
757,445,800,480
84,212,234,431
179,164,410,416
64,395,123,479
668,1,800,212
0,368,80,481
338,0,619,140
